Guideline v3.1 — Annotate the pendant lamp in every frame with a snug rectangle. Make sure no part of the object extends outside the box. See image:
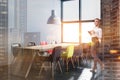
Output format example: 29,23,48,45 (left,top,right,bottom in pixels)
47,10,61,24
